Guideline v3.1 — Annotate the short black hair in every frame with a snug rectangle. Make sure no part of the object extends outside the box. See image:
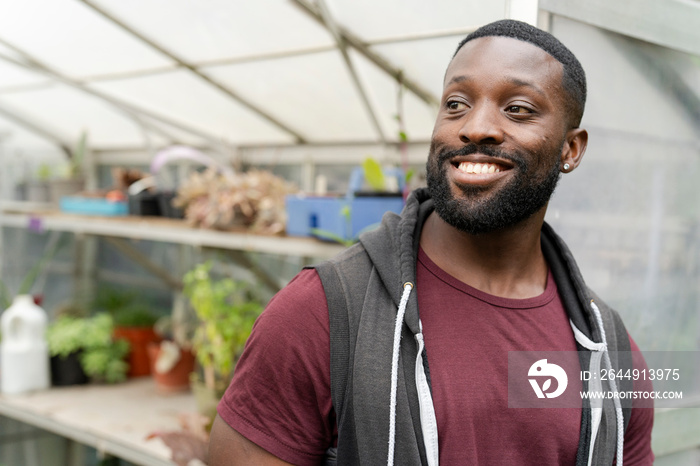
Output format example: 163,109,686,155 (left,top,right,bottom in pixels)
453,19,586,128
